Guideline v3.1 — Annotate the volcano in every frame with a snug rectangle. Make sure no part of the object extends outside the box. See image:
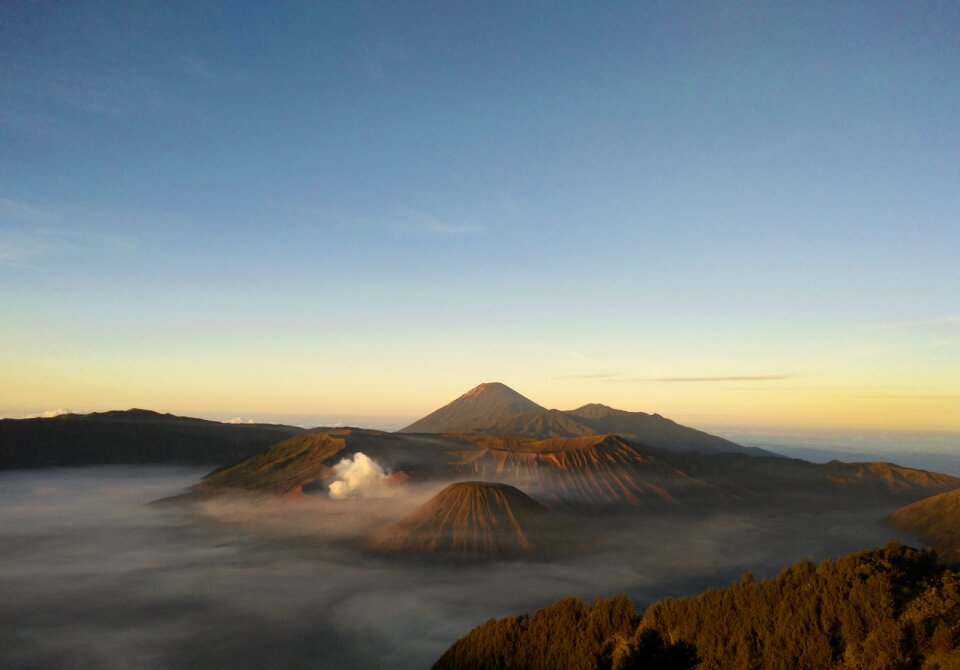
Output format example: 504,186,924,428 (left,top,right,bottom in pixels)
400,382,546,434
400,382,765,456
370,481,571,559
450,434,720,509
